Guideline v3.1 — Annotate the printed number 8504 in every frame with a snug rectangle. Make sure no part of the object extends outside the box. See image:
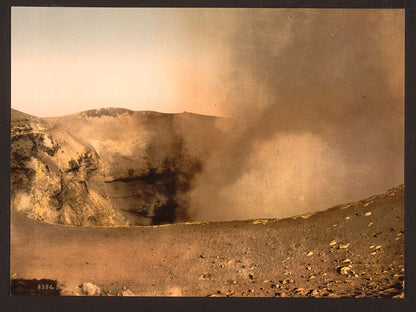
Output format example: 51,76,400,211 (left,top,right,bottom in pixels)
38,284,55,290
